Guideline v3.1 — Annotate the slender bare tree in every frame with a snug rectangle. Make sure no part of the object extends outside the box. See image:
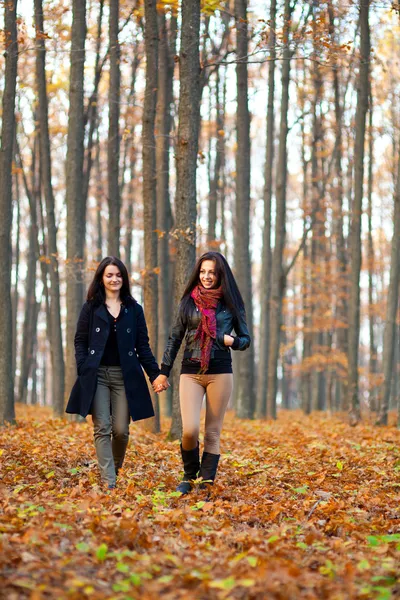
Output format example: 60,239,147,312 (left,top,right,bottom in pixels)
156,11,177,416
377,136,400,426
266,0,292,419
143,0,160,432
234,0,255,418
347,0,370,424
34,0,65,414
169,0,201,439
65,0,87,404
108,0,121,255
0,0,18,424
256,0,276,418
